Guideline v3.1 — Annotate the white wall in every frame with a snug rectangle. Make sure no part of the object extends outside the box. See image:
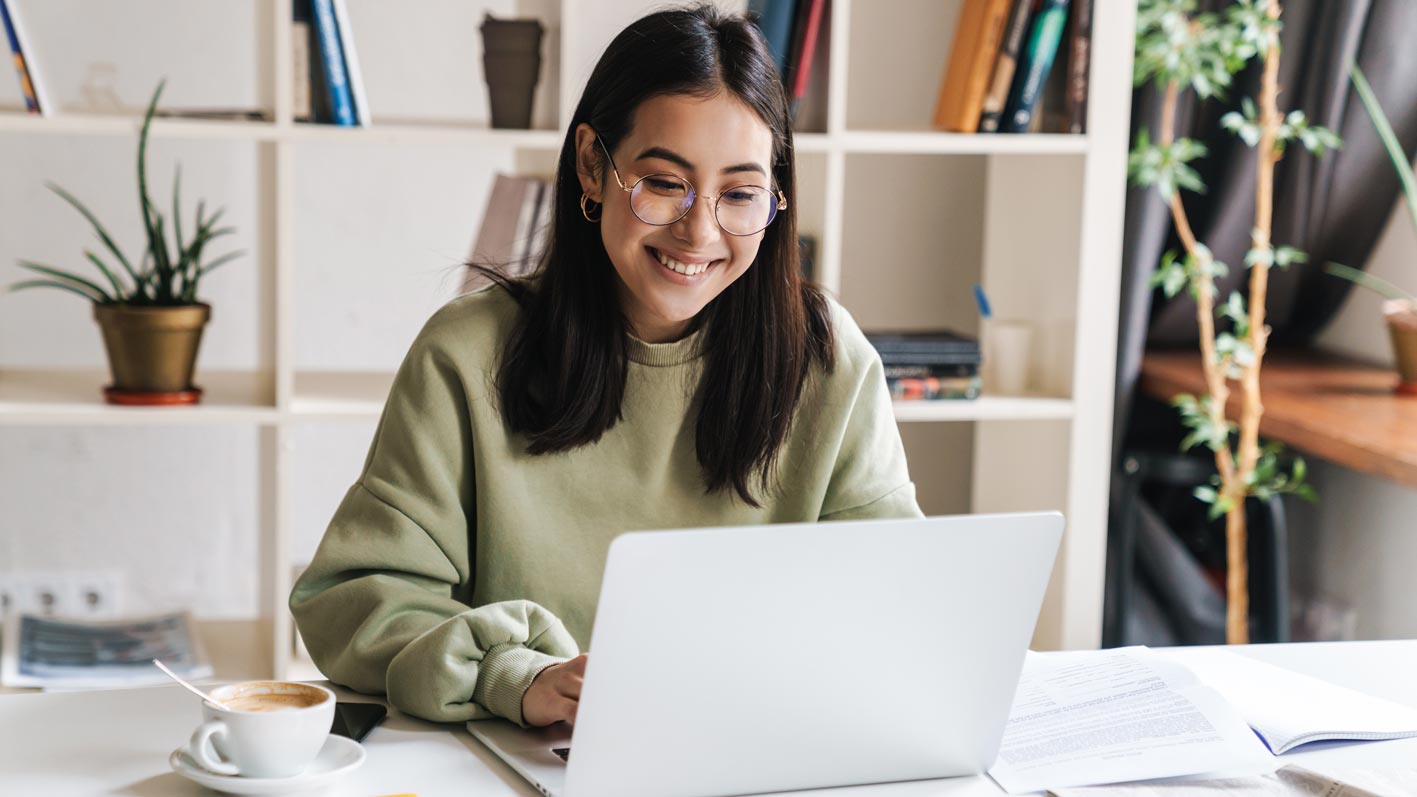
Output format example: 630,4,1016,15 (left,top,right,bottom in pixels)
1288,194,1417,640
0,0,536,618
0,0,992,620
